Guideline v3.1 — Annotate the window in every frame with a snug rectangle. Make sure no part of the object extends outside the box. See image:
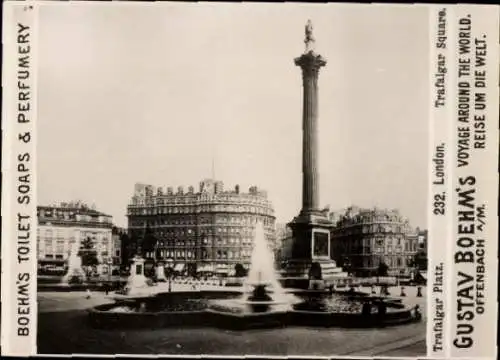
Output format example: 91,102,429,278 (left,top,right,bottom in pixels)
56,240,65,254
